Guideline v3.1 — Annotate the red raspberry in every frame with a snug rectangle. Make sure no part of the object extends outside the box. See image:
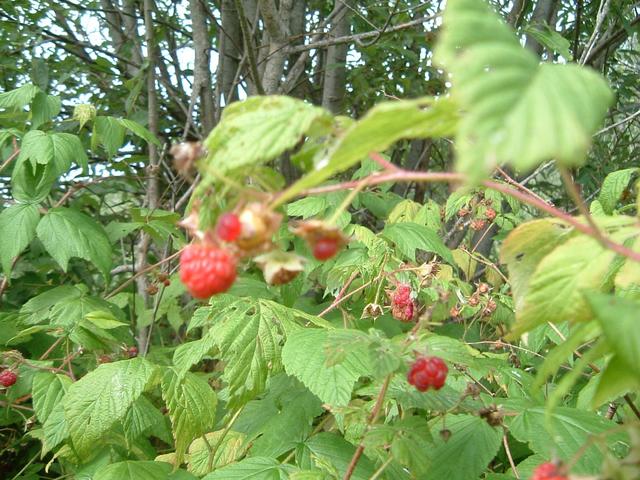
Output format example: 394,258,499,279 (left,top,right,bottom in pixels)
216,213,242,242
0,370,18,387
313,237,340,261
407,356,448,391
390,284,416,322
179,244,237,298
485,208,497,221
470,219,486,231
531,462,567,480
